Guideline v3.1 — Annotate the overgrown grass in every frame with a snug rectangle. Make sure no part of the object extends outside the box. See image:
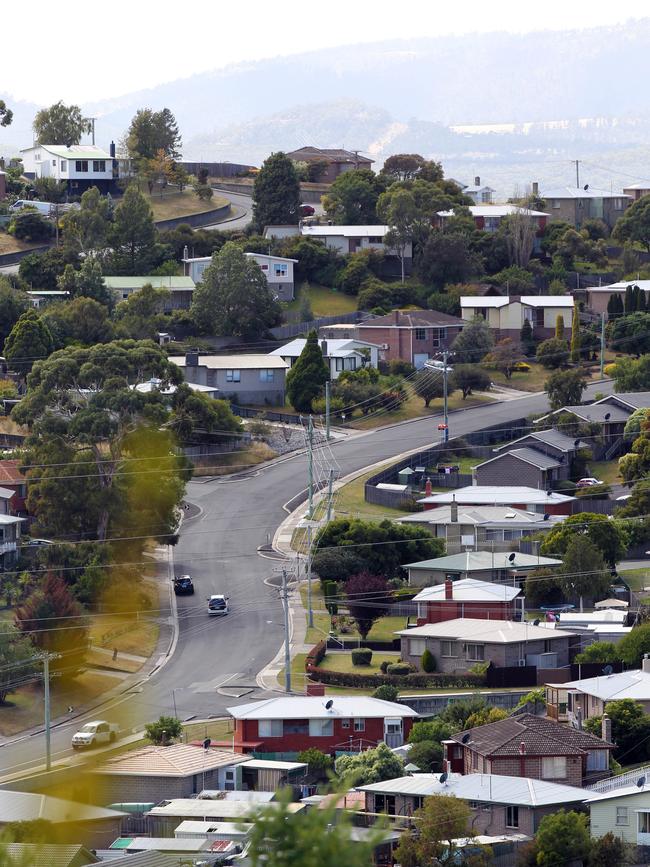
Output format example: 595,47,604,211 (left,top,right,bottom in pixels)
0,233,43,255
191,442,277,476
286,283,358,317
587,460,623,486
